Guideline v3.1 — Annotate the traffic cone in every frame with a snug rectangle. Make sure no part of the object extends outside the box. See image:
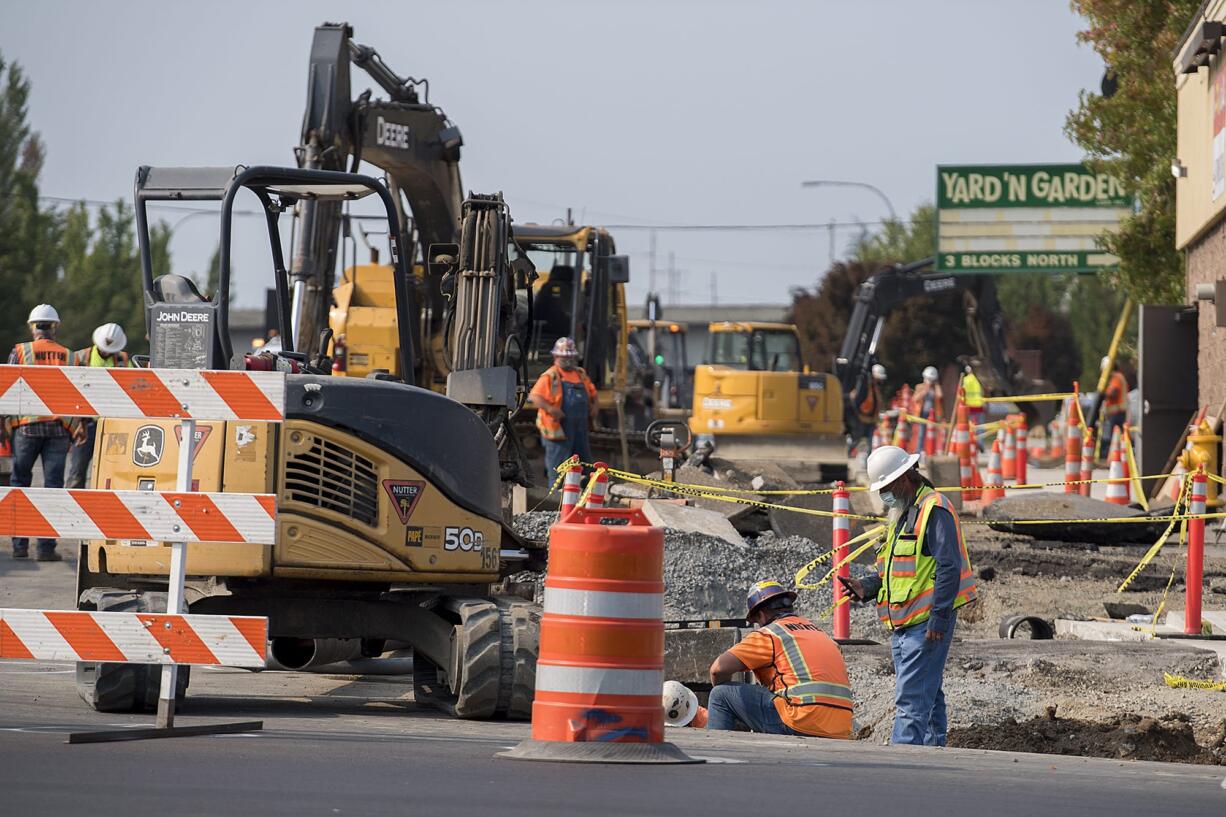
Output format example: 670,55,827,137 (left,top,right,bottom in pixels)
1079,428,1095,498
560,459,583,519
586,463,609,509
923,407,937,459
1001,421,1017,482
1119,425,1133,504
893,415,910,449
968,431,983,502
1105,432,1129,505
1048,420,1063,459
981,435,1005,506
956,403,976,503
1064,417,1082,495
1015,417,1028,484
1029,424,1046,461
